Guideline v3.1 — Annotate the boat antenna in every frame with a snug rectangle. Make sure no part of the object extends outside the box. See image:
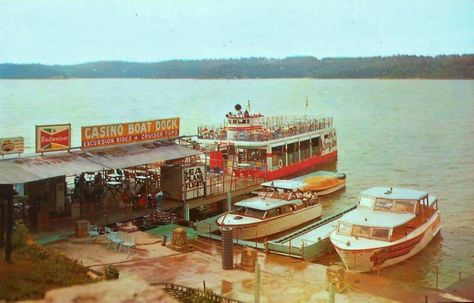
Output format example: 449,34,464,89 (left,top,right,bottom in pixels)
247,100,251,112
